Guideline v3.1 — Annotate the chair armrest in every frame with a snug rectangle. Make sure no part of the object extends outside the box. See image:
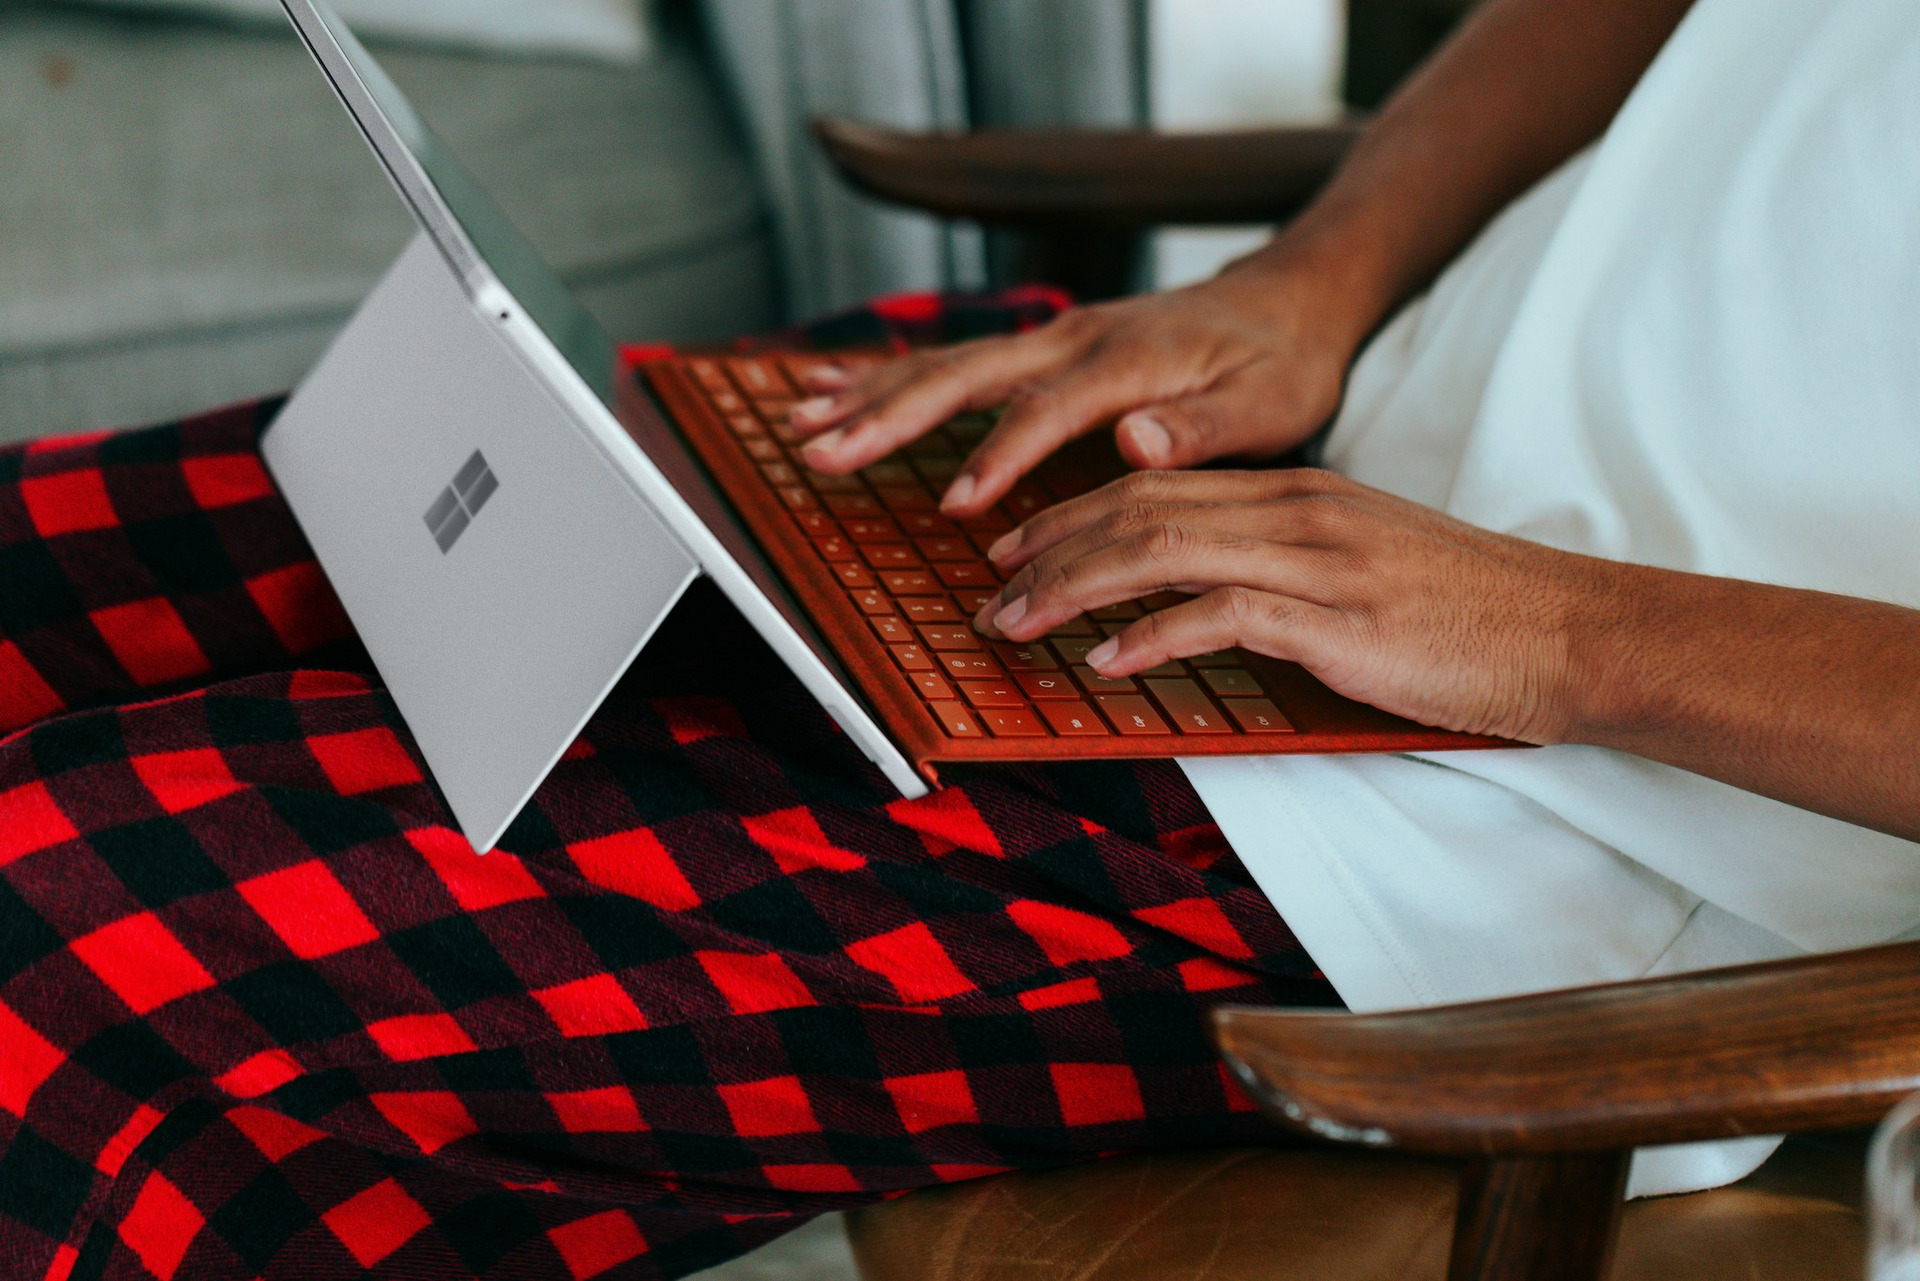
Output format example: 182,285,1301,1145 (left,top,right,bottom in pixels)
811,117,1364,228
1213,940,1920,1156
